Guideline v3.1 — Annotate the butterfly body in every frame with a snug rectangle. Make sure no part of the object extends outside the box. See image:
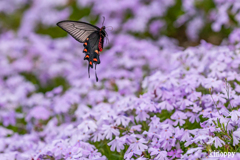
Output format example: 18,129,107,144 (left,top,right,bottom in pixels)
57,20,107,81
